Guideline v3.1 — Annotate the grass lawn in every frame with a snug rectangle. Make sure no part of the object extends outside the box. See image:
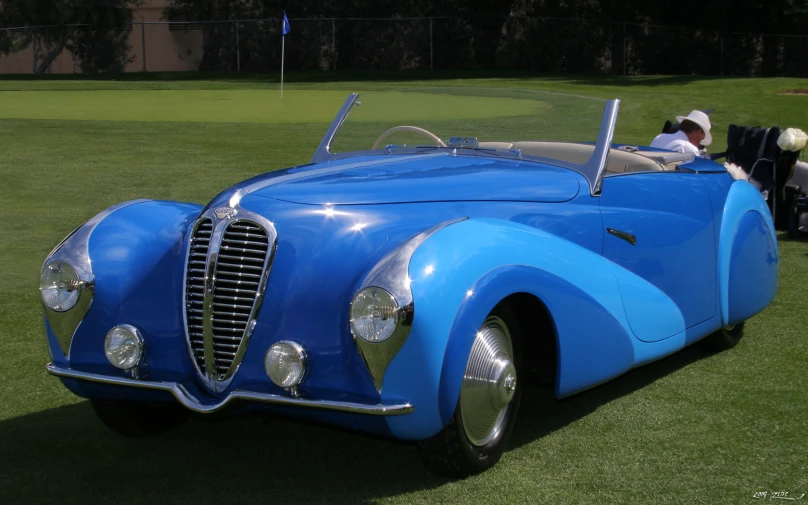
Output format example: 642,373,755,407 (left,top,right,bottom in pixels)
0,89,551,123
1,71,807,504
